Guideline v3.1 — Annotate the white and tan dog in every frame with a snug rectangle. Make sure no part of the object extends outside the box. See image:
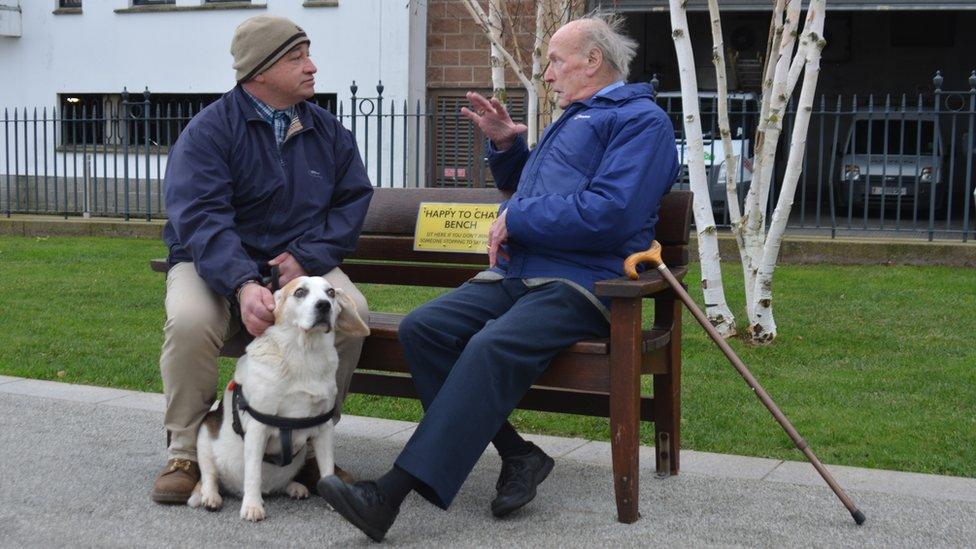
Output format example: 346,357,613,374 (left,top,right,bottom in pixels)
187,276,370,521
